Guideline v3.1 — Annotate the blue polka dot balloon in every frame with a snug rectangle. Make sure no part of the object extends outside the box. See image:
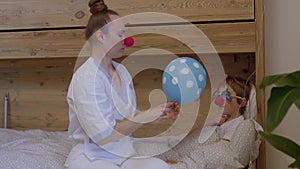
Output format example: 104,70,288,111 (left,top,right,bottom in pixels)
162,57,206,105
